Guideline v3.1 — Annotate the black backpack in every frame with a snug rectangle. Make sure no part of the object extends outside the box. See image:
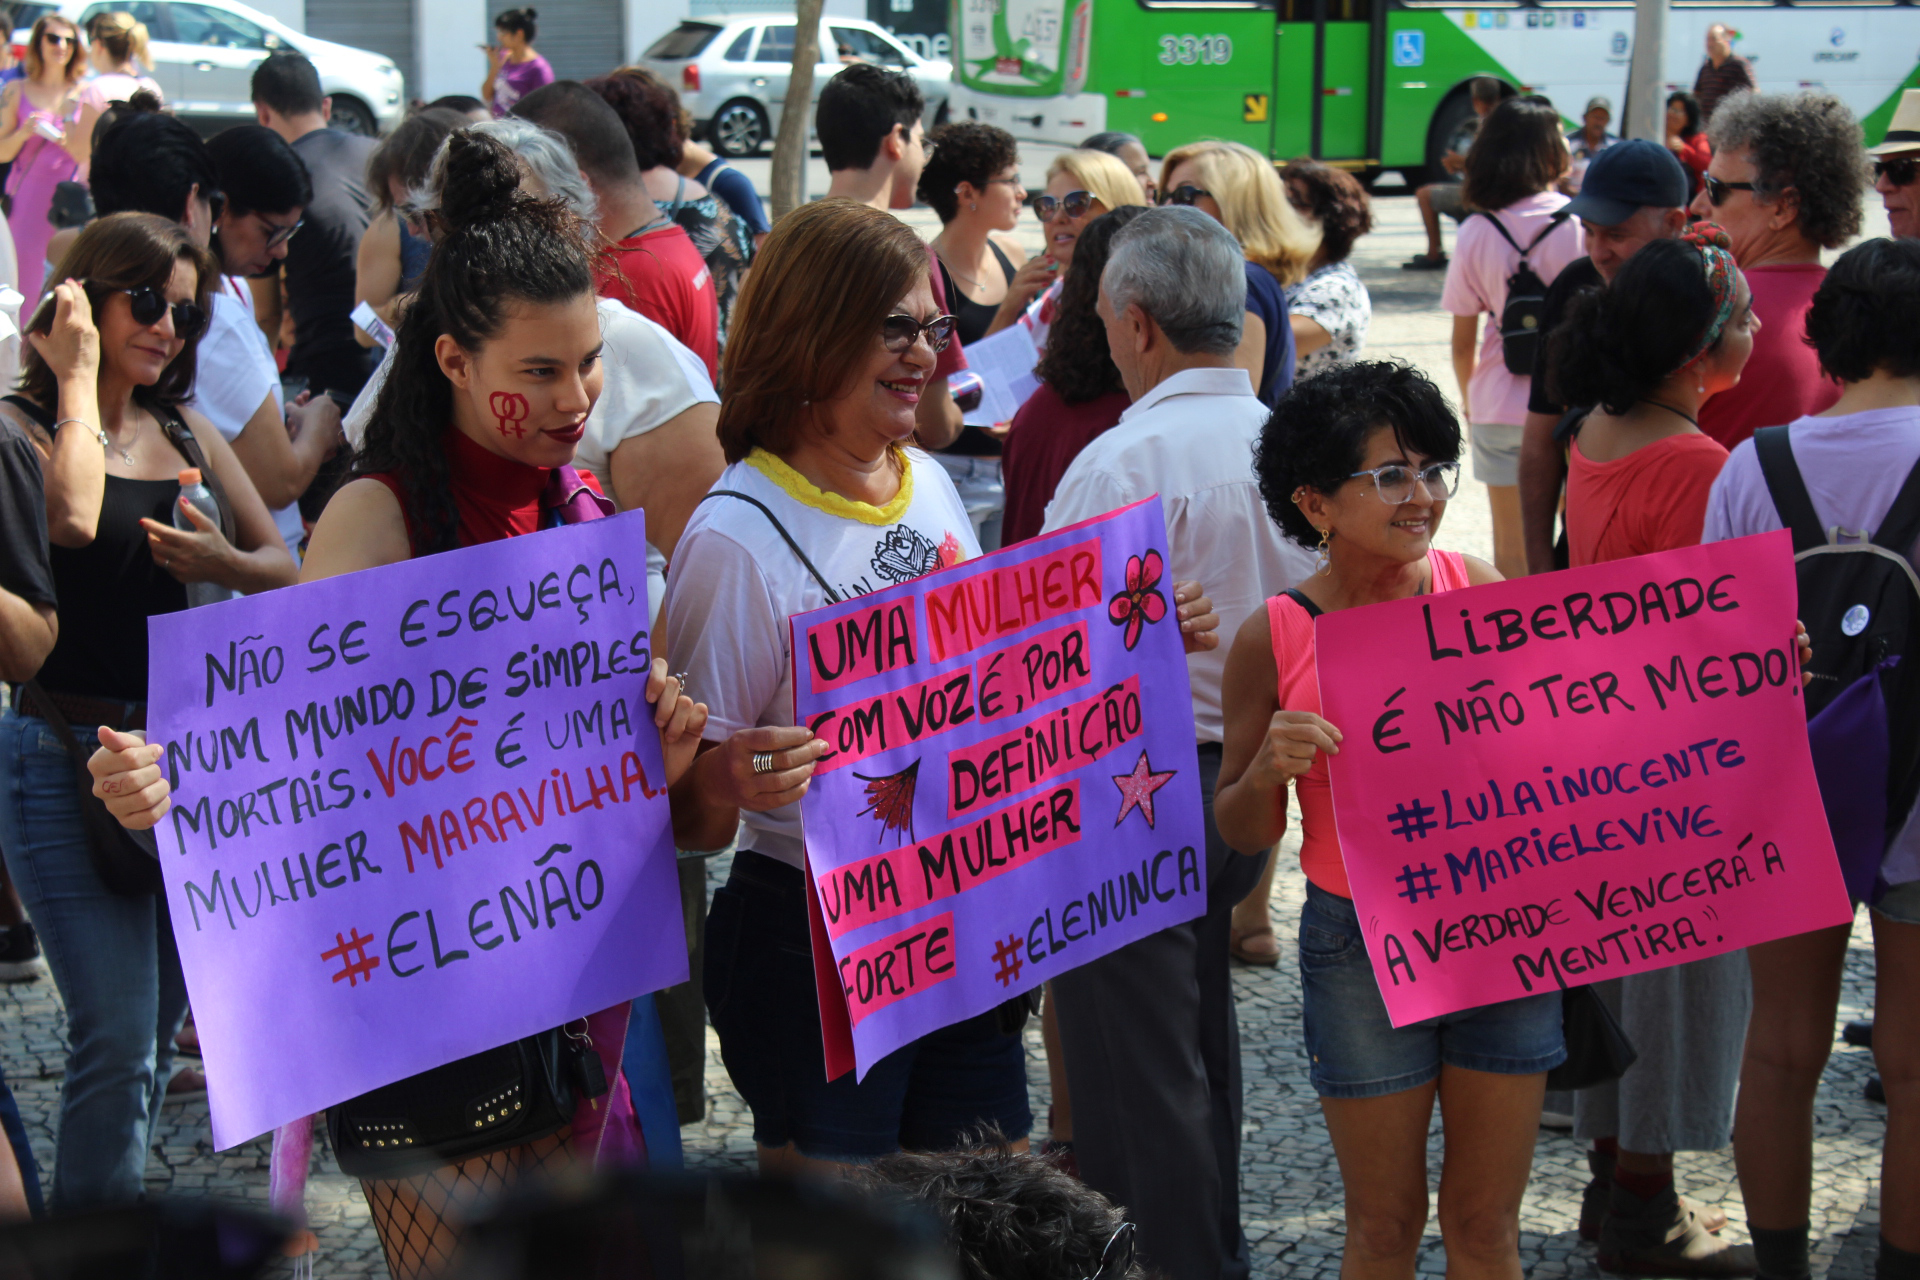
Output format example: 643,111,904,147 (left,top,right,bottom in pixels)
1756,425,1920,856
1475,209,1572,374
